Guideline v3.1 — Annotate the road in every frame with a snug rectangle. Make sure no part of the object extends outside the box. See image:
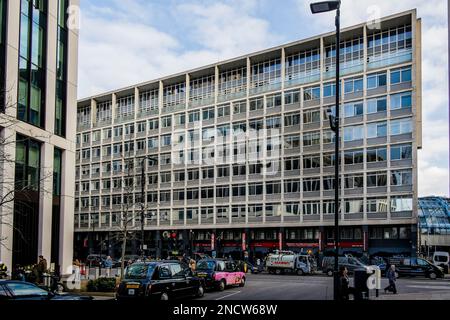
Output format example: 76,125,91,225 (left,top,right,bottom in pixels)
198,273,450,300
